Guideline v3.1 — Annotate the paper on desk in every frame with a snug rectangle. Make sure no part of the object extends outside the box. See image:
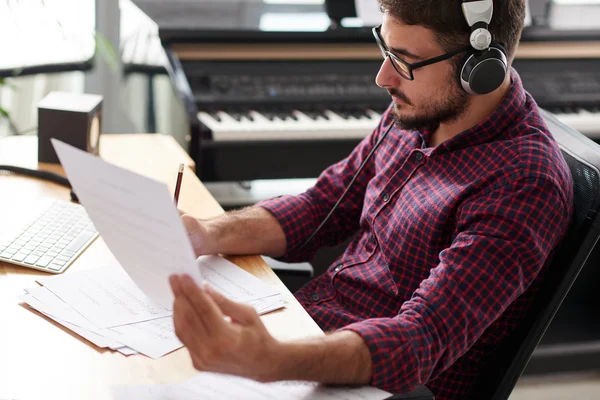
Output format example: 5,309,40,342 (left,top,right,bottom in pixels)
21,294,138,356
101,317,182,359
199,255,279,302
20,285,175,358
37,267,172,328
199,255,285,315
111,372,391,400
51,139,202,308
19,288,128,350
